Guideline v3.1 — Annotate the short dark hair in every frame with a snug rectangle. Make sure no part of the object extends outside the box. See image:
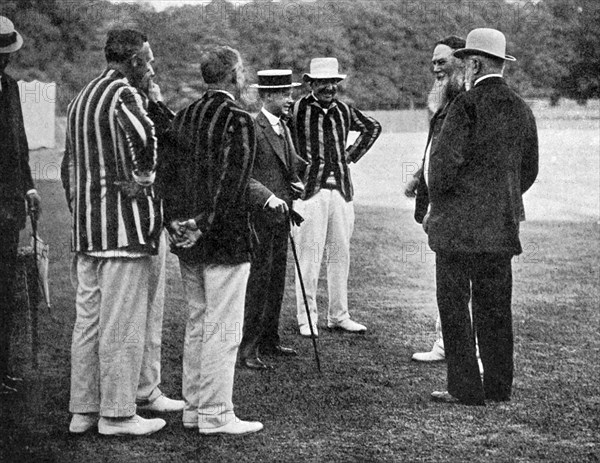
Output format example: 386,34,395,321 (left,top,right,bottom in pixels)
104,29,148,63
436,35,466,51
201,46,242,84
